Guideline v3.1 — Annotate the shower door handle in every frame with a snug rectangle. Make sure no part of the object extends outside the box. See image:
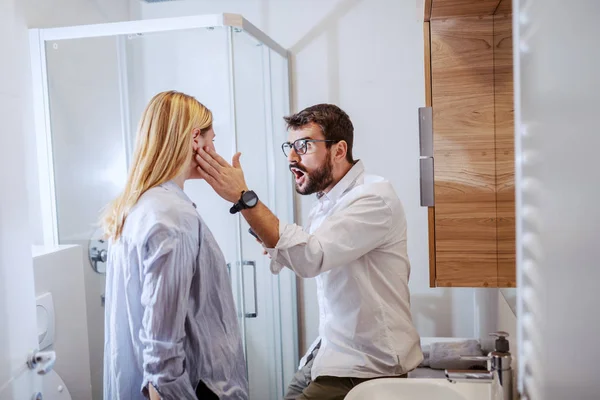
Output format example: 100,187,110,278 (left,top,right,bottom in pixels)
242,260,258,318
